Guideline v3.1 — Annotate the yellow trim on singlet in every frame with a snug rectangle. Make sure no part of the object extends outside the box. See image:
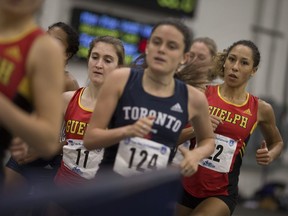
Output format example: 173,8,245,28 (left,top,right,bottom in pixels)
18,76,32,102
250,121,258,134
0,24,39,43
217,85,250,107
4,45,22,61
239,142,246,158
77,87,93,112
